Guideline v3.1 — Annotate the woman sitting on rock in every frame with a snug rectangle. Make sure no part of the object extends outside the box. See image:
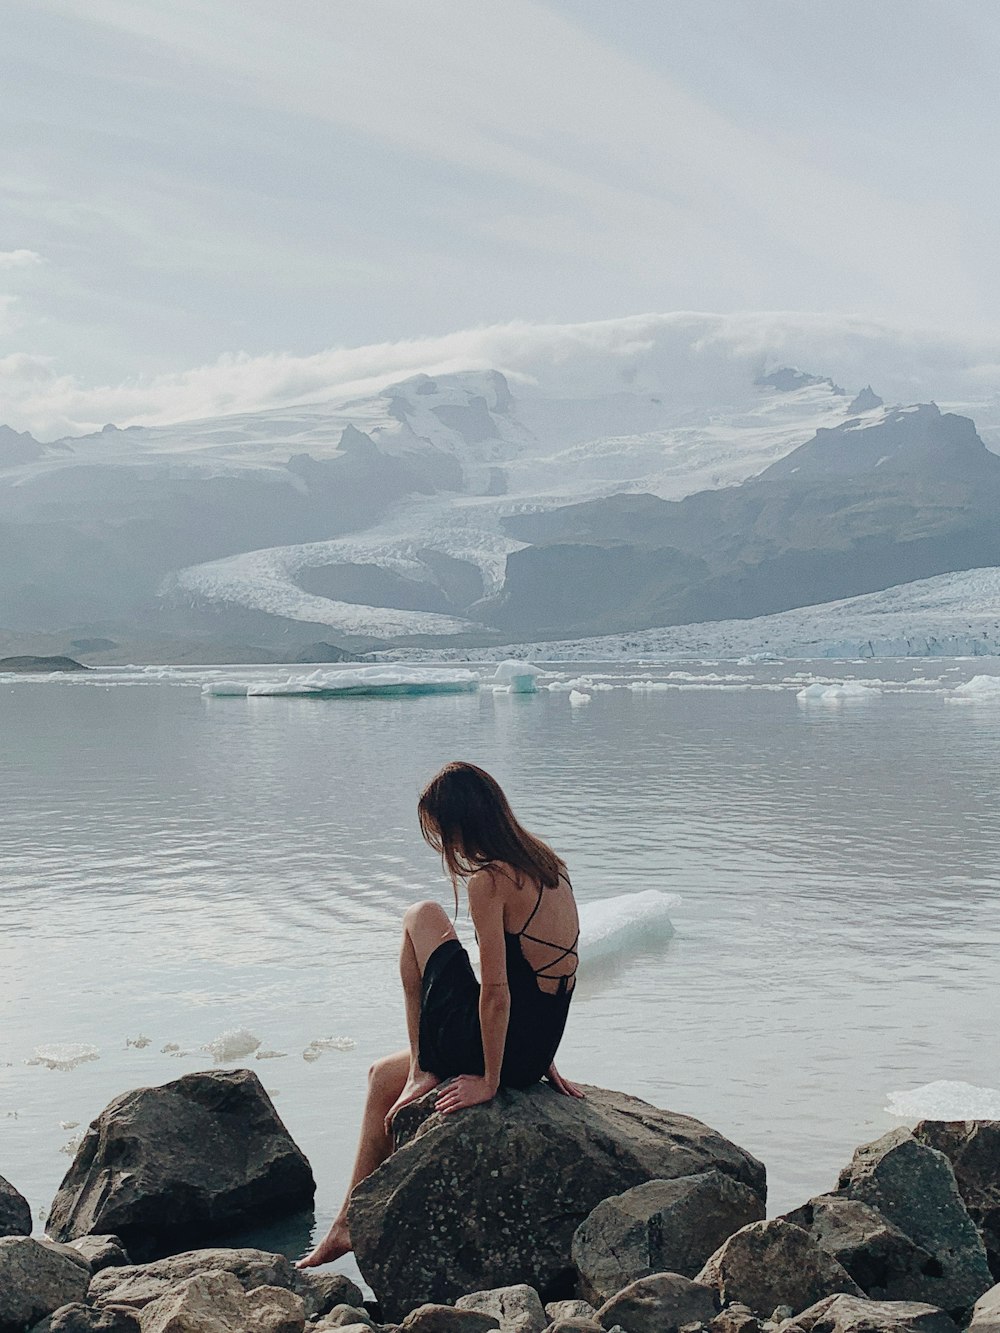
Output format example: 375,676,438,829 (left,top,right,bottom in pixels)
298,760,582,1268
